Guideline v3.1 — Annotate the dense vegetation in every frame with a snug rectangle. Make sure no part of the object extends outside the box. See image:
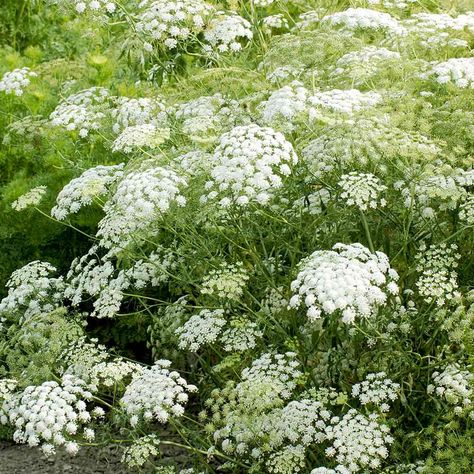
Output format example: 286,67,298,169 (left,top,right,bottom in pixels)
0,1,473,472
